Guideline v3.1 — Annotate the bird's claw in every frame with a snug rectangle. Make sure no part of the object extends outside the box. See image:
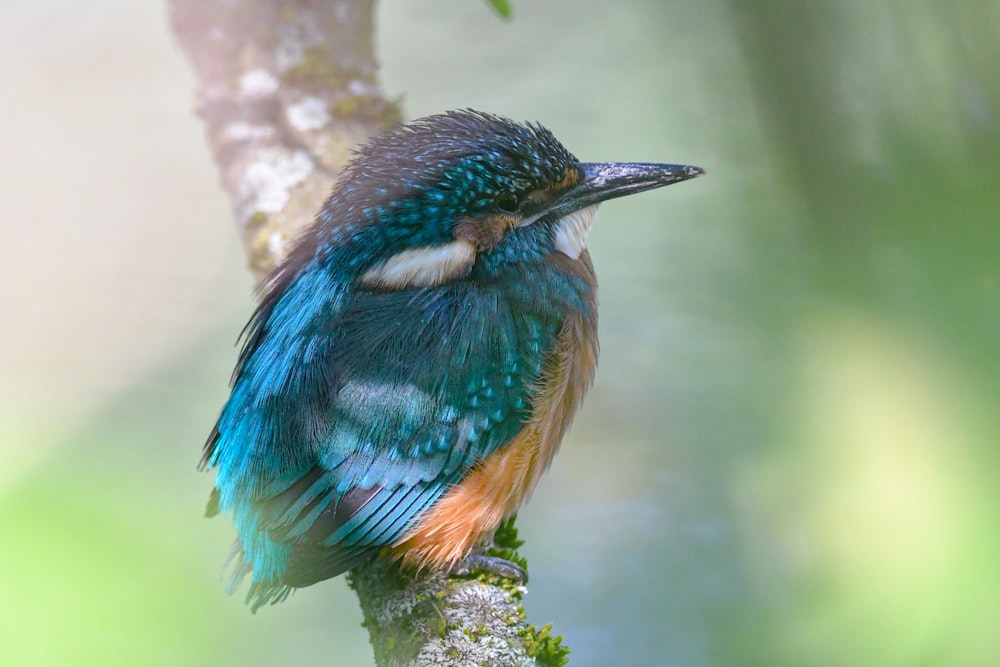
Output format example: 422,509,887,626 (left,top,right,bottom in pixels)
451,551,528,584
